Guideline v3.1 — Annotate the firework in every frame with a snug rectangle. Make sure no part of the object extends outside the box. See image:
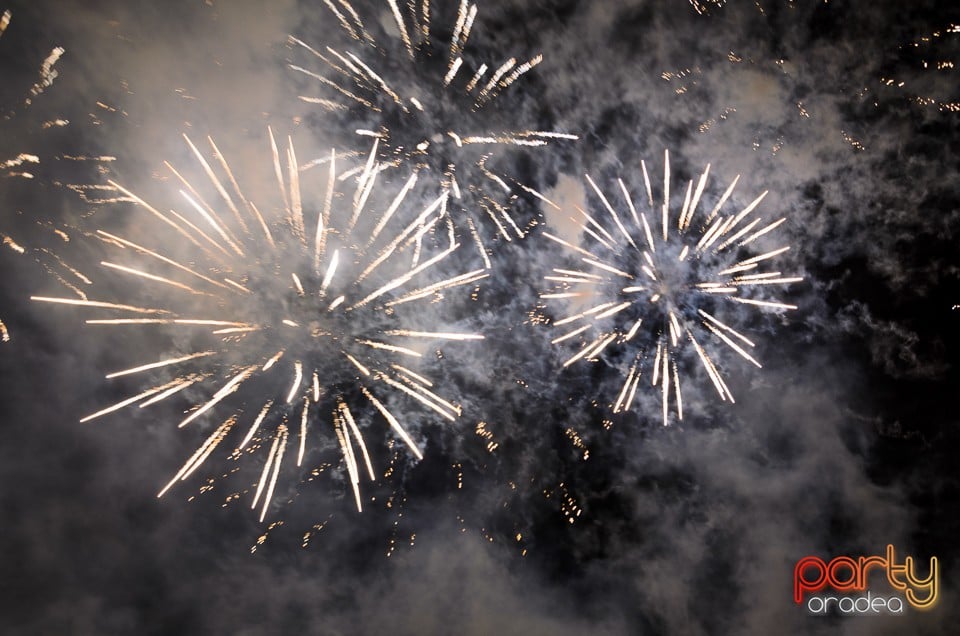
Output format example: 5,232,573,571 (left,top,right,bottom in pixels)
289,0,576,266
33,130,486,518
878,23,959,114
0,8,66,134
541,150,801,425
1,9,71,344
688,0,726,16
1,233,26,343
